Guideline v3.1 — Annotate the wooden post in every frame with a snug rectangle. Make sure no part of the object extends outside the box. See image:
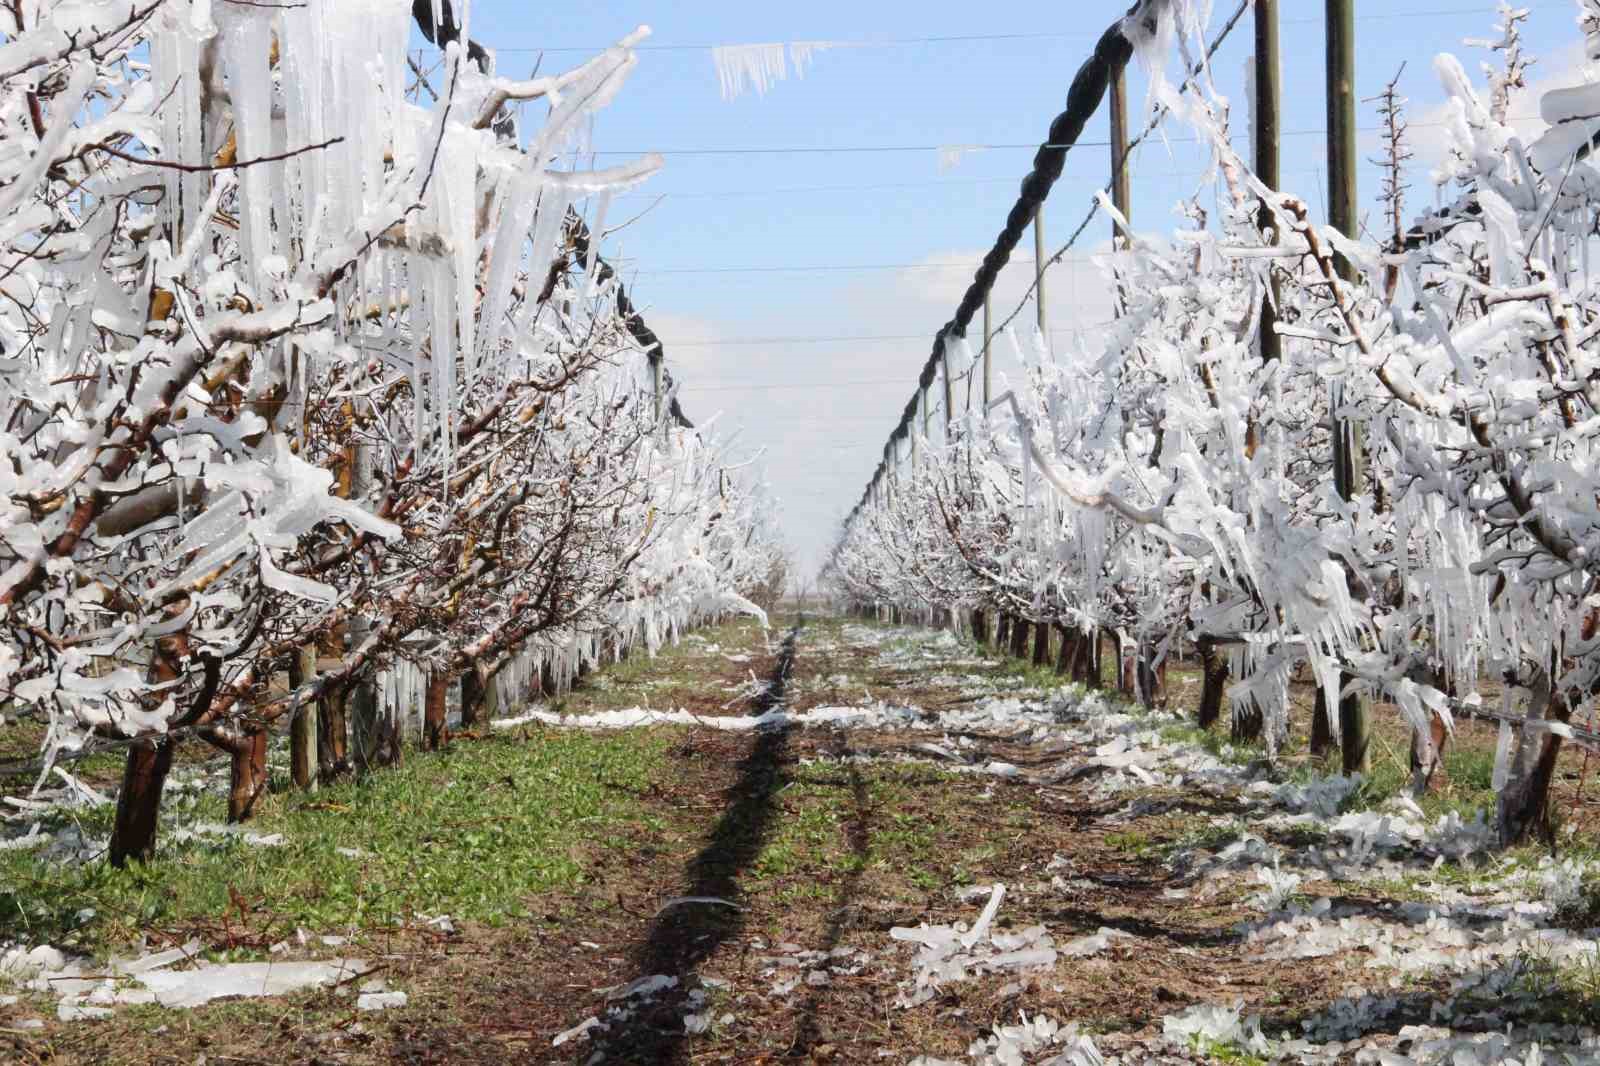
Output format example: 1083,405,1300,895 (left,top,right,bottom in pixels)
1255,0,1283,366
289,645,318,791
1327,0,1369,774
921,383,931,447
1110,67,1132,246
